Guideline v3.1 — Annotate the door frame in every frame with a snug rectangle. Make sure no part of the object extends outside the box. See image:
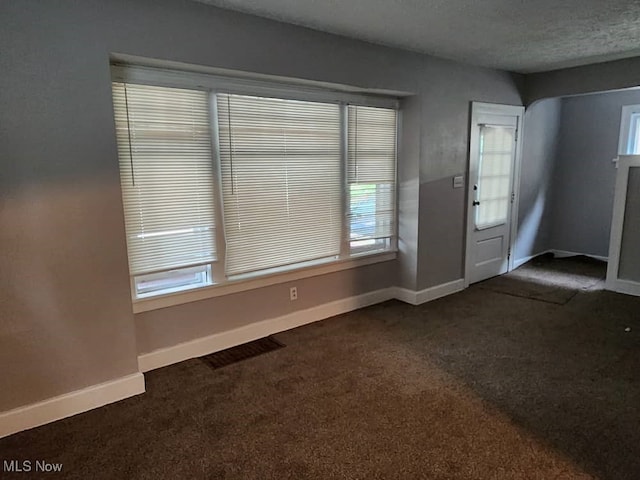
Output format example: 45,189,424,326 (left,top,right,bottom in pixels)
605,154,640,296
464,102,525,288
